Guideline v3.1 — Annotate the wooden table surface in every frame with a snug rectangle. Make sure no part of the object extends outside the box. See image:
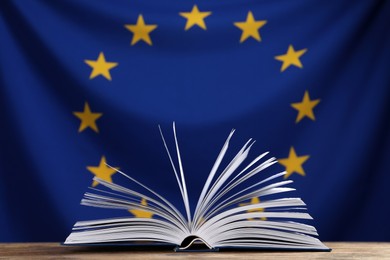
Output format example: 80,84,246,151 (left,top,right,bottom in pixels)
0,242,389,259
